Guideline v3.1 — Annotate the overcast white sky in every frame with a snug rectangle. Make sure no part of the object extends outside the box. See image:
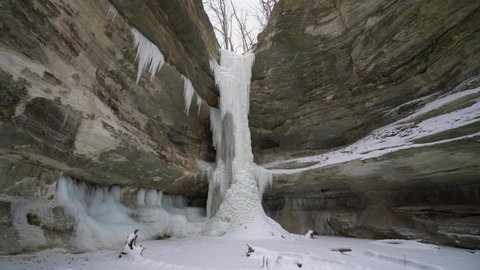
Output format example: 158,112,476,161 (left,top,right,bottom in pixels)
235,0,259,10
